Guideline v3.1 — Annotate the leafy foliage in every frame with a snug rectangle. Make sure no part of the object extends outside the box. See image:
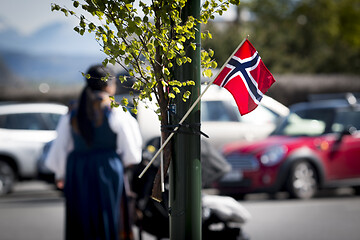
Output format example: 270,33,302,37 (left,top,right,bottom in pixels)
203,0,360,74
52,0,240,117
